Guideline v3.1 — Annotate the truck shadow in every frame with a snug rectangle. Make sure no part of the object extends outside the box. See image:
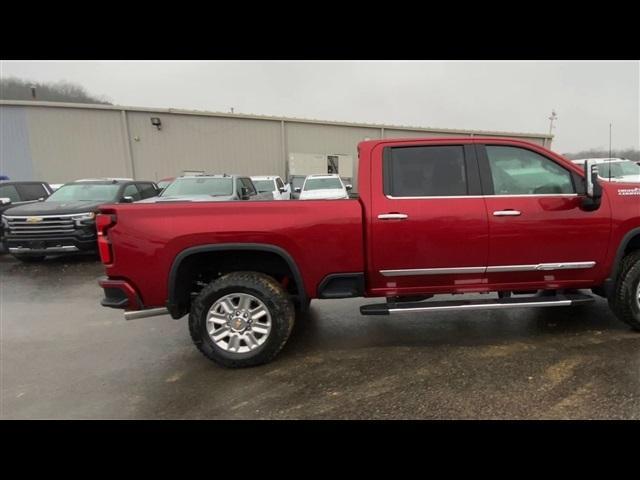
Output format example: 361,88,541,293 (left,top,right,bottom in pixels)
283,298,632,356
